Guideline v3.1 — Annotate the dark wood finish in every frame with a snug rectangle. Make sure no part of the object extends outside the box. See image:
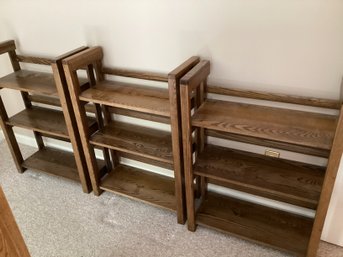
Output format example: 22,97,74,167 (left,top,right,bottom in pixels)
22,147,81,181
168,56,200,224
6,106,68,139
63,63,104,195
306,104,343,256
206,129,330,158
108,107,171,124
207,85,341,109
197,192,313,256
0,40,16,55
0,187,31,257
52,45,94,193
16,55,54,65
194,144,324,209
193,100,337,151
0,96,25,173
79,80,171,117
100,164,176,211
90,121,173,164
63,46,198,223
0,39,97,192
63,47,103,71
180,60,343,257
102,67,168,82
119,152,173,170
180,80,196,231
180,60,210,91
6,106,96,140
27,95,61,107
0,70,58,96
